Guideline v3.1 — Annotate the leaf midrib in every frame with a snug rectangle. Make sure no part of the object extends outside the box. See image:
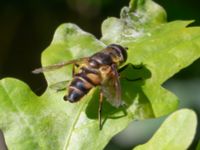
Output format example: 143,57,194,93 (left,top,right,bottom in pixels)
63,101,87,150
